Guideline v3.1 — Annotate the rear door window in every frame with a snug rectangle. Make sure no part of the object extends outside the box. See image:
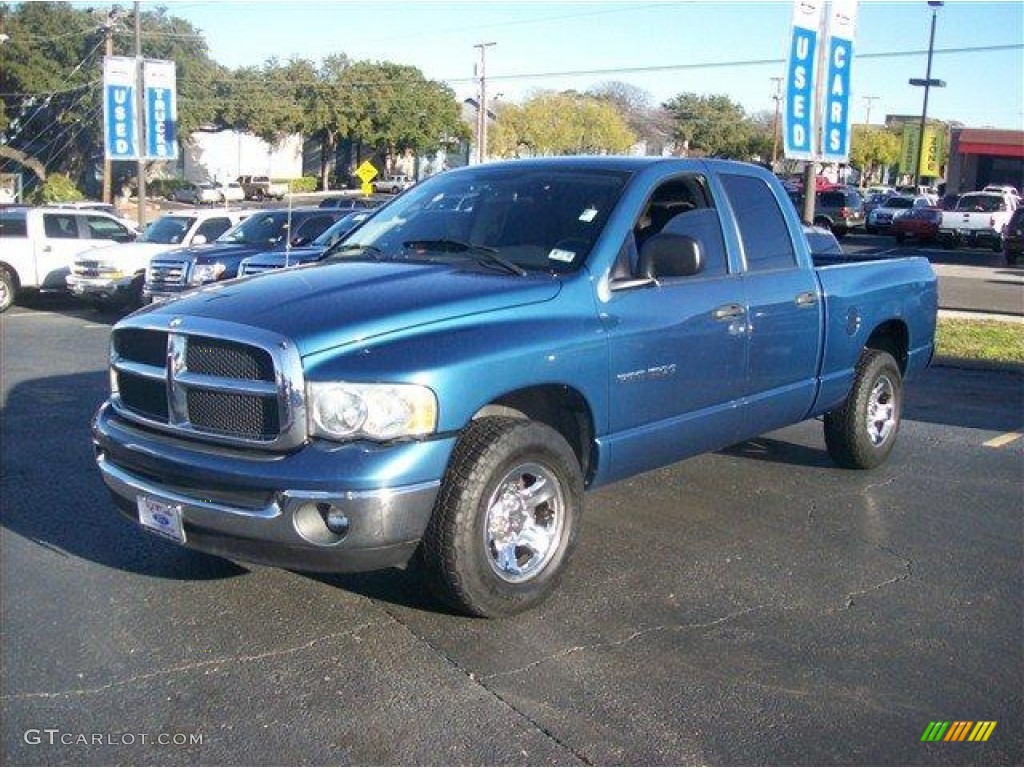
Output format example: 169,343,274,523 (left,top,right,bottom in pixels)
86,215,134,242
720,174,797,272
195,217,233,242
43,213,80,239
